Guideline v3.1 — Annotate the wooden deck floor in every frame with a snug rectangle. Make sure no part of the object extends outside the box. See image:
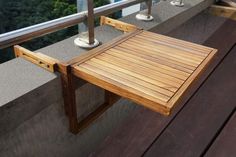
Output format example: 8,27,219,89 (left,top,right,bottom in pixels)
89,17,236,157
